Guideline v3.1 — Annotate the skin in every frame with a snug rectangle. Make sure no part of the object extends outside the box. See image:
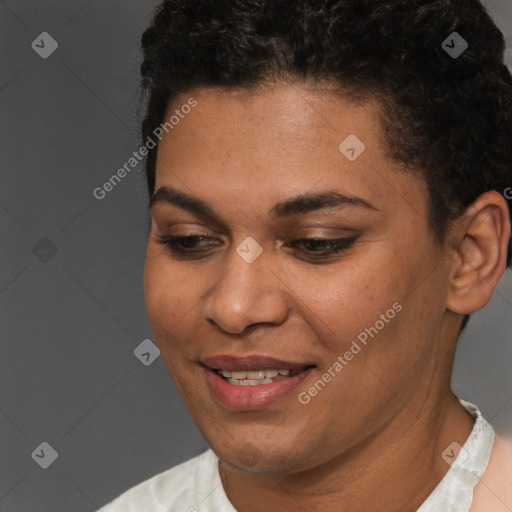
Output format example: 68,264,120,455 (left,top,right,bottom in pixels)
472,435,512,510
143,81,511,511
